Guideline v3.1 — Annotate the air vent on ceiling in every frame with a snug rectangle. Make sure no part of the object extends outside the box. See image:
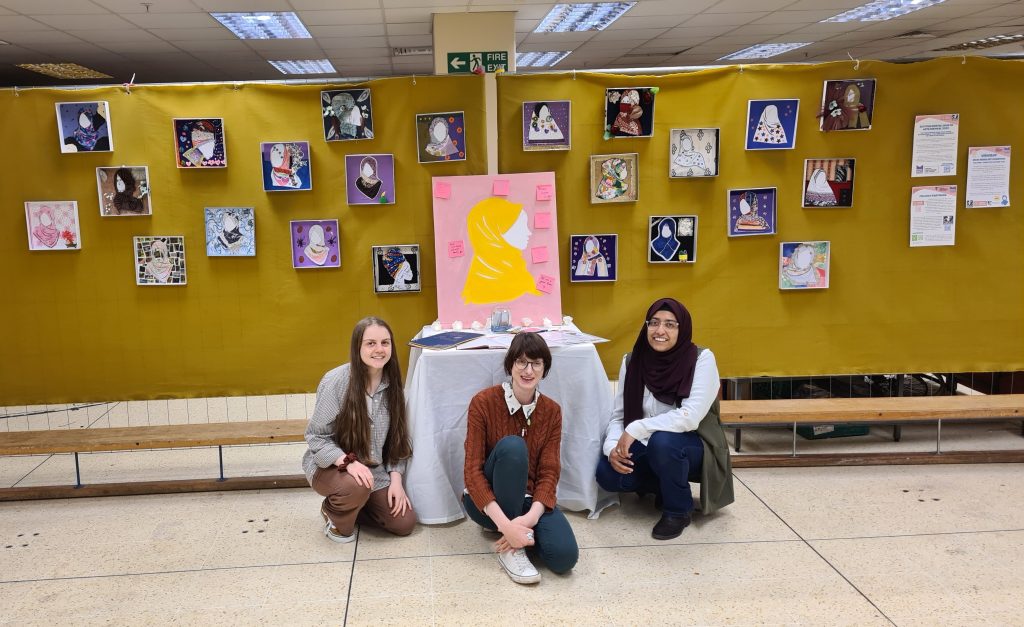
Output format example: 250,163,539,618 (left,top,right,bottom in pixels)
393,47,432,57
